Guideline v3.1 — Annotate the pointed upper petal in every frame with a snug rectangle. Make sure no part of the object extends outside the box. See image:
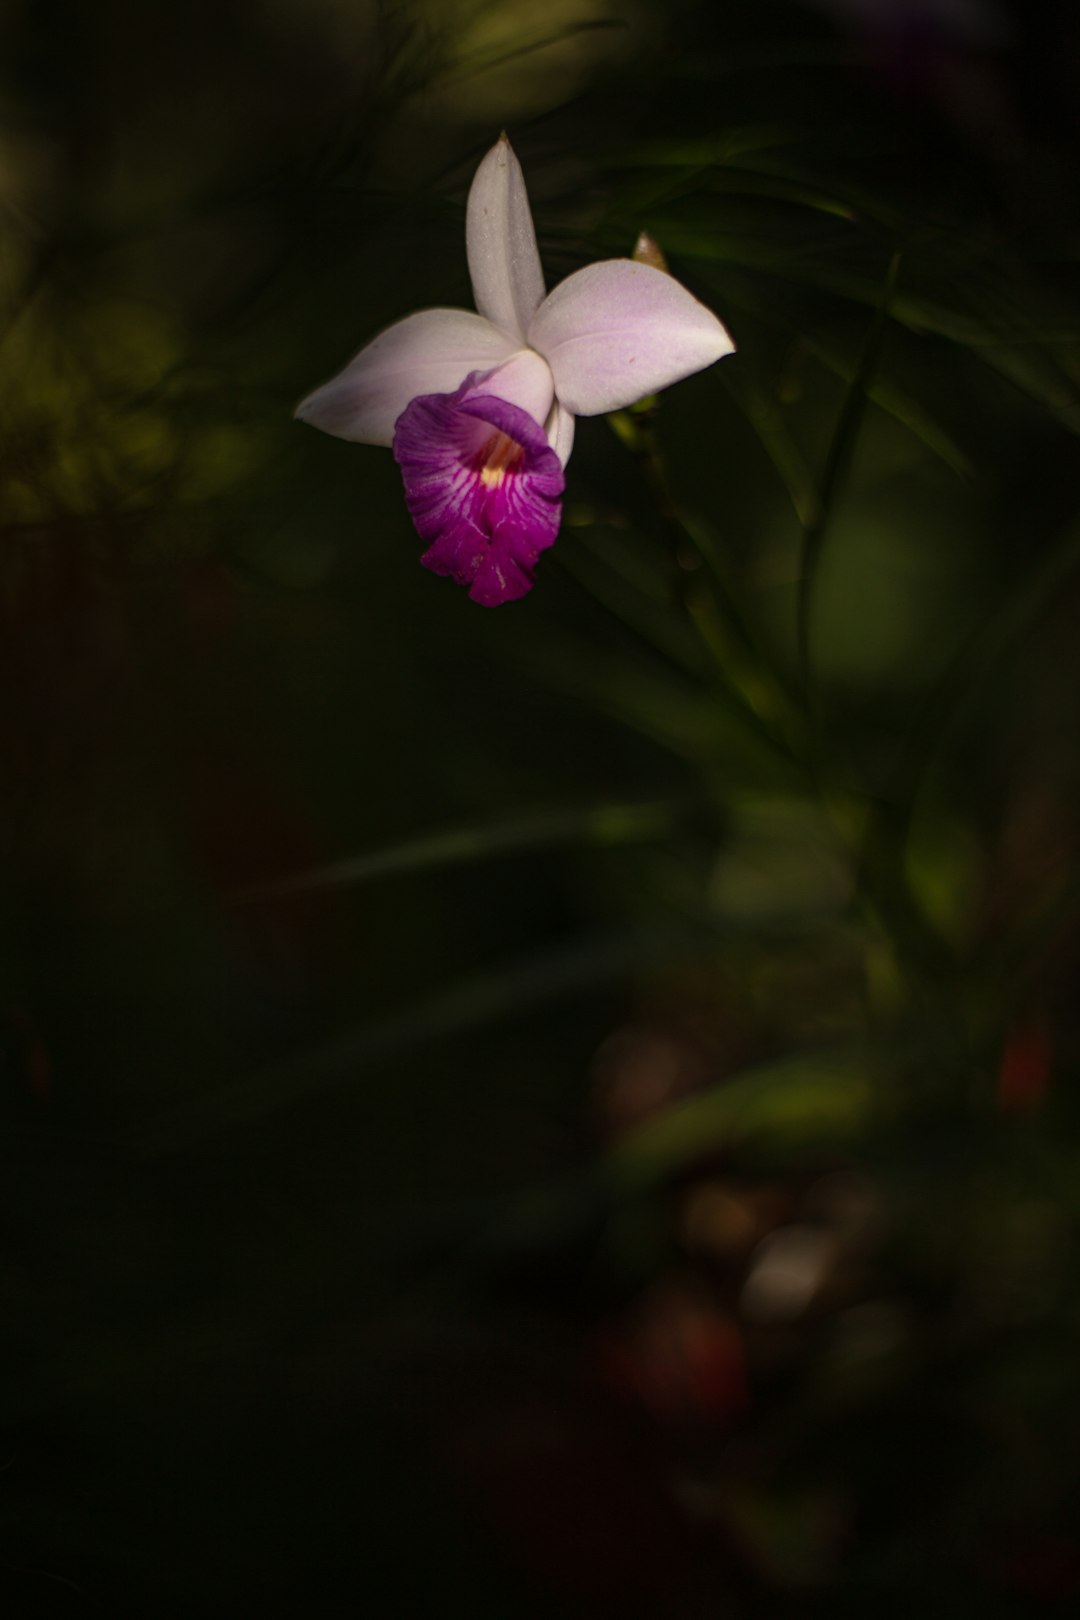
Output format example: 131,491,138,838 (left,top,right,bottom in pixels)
466,135,546,344
295,309,517,445
527,259,735,417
